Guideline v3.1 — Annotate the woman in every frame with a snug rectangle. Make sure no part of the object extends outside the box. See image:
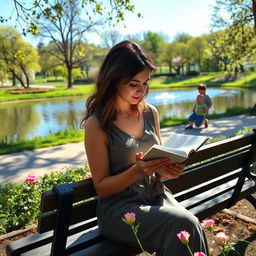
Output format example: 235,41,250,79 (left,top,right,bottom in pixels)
81,40,208,255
